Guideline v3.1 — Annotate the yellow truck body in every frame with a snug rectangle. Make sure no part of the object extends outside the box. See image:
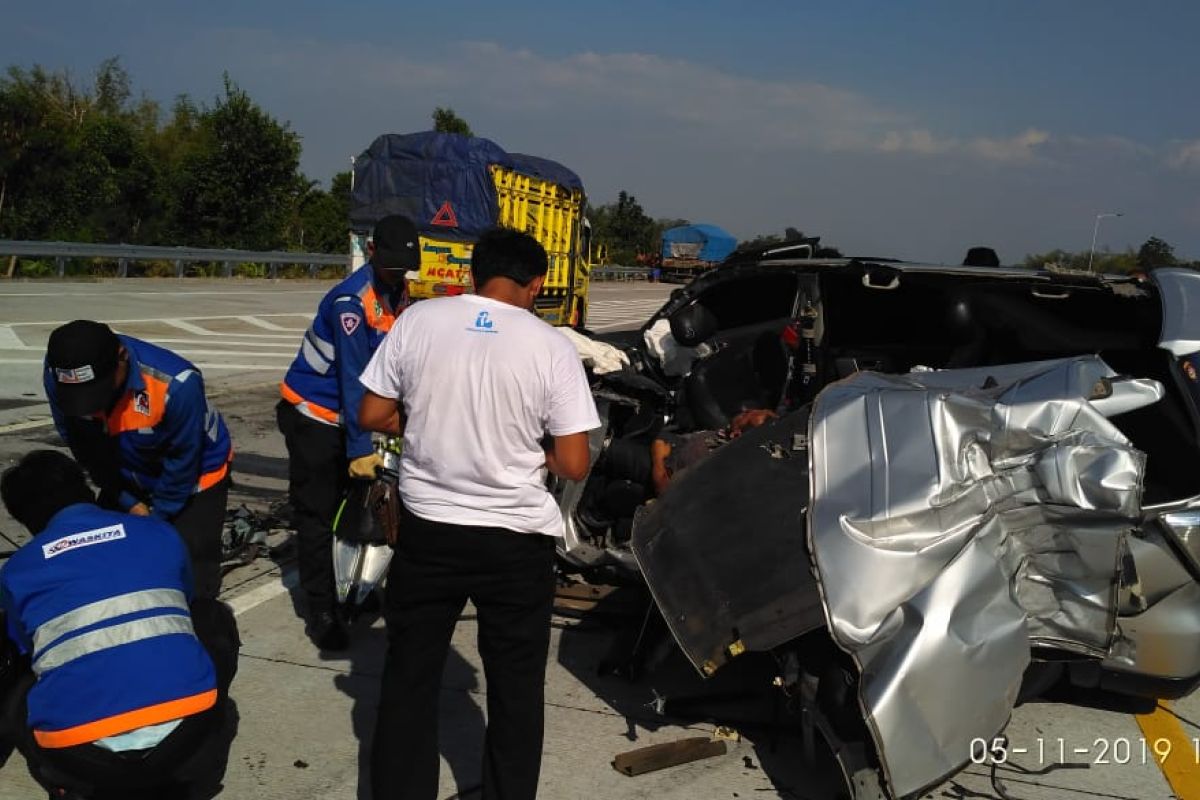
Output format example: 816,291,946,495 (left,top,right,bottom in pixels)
406,165,591,326
350,135,591,328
